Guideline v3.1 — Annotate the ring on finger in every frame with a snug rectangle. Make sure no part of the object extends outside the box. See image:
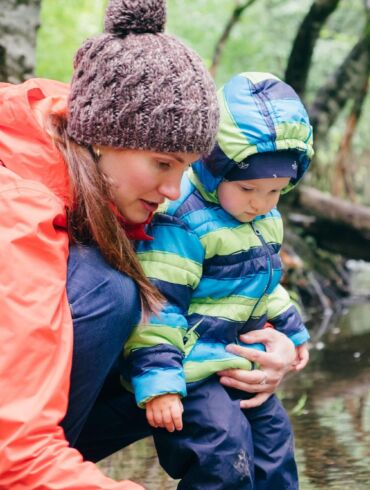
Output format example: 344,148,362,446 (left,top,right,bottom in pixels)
259,374,268,385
